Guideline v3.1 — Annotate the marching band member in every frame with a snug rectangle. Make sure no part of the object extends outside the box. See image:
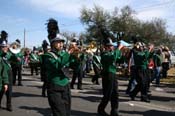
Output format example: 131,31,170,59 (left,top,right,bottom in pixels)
45,33,72,116
70,38,86,90
129,42,154,102
40,40,49,97
91,49,101,85
8,39,23,86
0,39,10,111
44,18,74,116
29,47,40,76
98,38,123,116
